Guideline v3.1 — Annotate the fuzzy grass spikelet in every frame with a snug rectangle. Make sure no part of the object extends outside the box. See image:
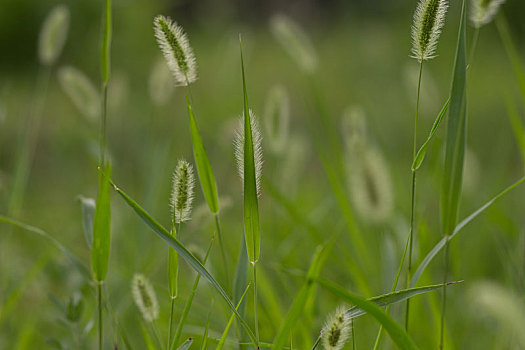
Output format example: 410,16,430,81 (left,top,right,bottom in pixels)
321,306,351,350
57,66,100,120
270,14,318,73
234,110,263,197
171,160,195,224
470,0,506,28
39,4,70,66
153,15,197,86
411,0,448,61
132,274,159,322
